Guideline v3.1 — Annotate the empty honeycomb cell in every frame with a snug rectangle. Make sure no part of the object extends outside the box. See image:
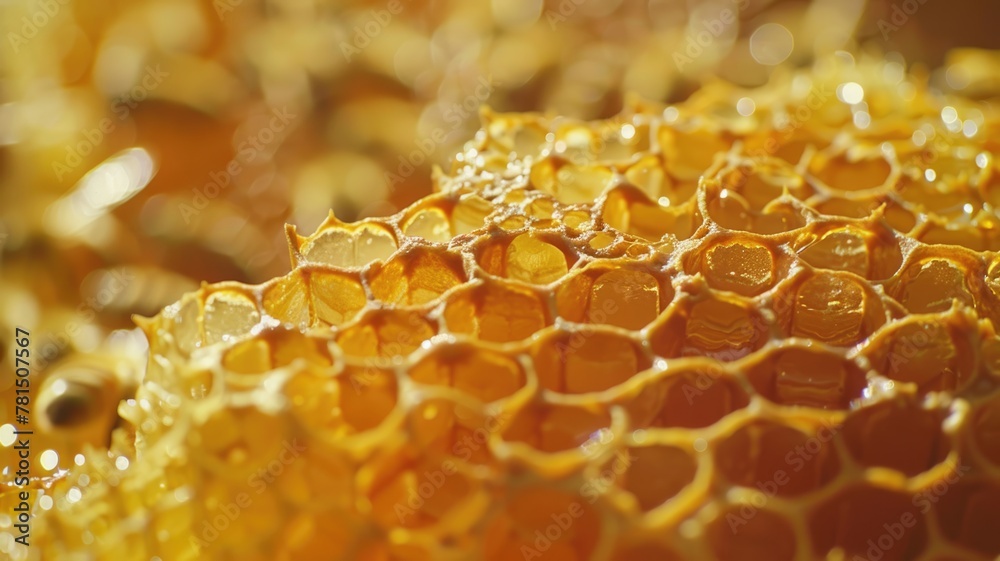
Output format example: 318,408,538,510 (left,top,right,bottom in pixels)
335,309,437,358
476,231,574,285
715,419,840,496
810,152,893,193
555,265,671,330
786,271,887,346
744,346,866,409
707,506,797,561
530,328,650,394
895,174,975,216
203,290,261,345
624,155,670,201
502,403,612,453
443,279,551,342
623,364,750,429
649,295,768,361
530,158,614,204
702,239,777,296
451,194,495,236
887,256,977,314
483,487,601,561
602,185,702,241
308,269,367,326
862,317,975,393
296,222,397,268
262,270,312,328
718,165,812,212
915,222,989,252
840,399,950,476
809,485,928,561
932,480,1000,556
620,444,698,511
269,329,334,369
368,247,467,306
704,187,753,232
409,343,525,403
402,205,455,243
